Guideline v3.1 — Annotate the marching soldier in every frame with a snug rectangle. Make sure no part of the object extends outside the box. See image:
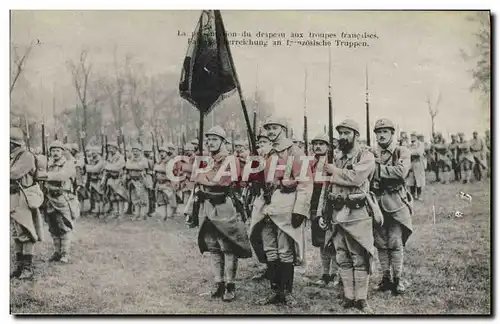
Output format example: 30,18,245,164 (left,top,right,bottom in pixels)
316,119,376,313
449,134,461,182
125,143,152,221
86,147,105,217
371,119,413,297
406,132,426,200
184,126,252,302
153,144,181,221
470,131,487,180
434,137,453,185
457,132,474,184
249,116,312,306
103,141,127,218
45,140,80,263
10,127,44,279
309,133,340,288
